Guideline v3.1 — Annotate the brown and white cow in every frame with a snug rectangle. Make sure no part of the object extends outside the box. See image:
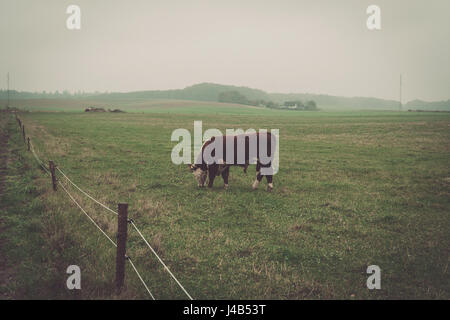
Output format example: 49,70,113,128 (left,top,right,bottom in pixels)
189,132,276,191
